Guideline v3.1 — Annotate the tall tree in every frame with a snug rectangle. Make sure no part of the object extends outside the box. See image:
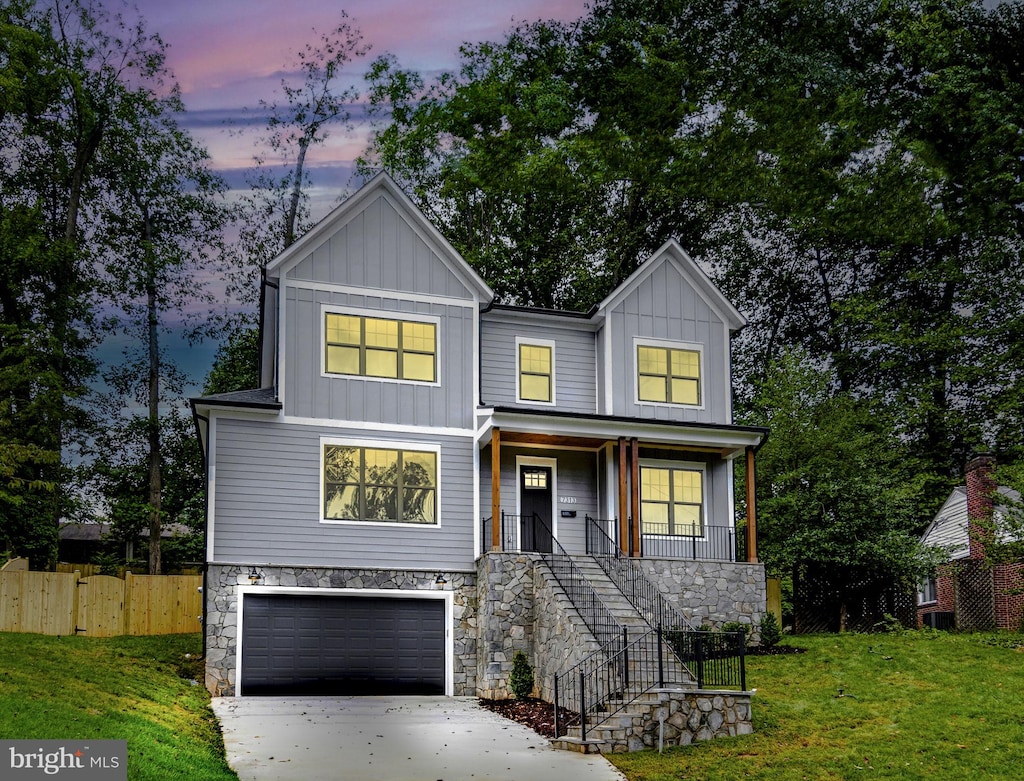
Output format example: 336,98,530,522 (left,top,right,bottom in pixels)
98,100,228,574
0,0,175,564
